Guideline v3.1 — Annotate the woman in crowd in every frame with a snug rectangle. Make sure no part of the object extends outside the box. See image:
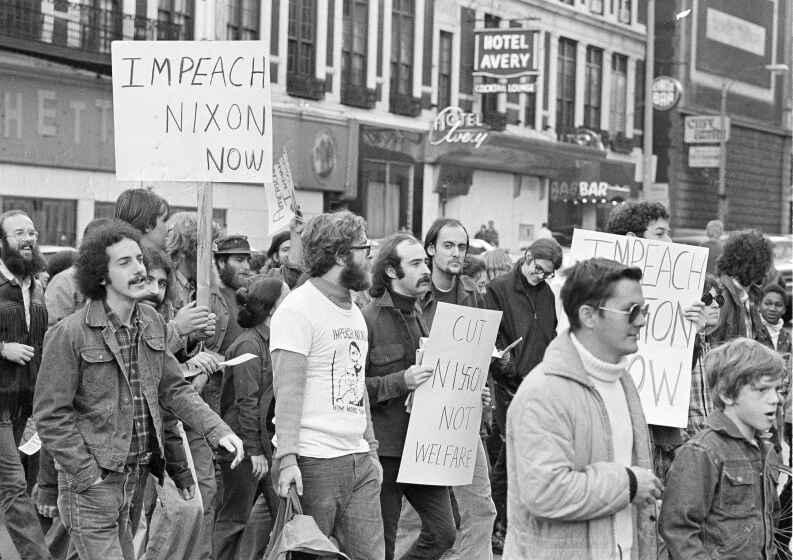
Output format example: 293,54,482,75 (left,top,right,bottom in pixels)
213,276,289,560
